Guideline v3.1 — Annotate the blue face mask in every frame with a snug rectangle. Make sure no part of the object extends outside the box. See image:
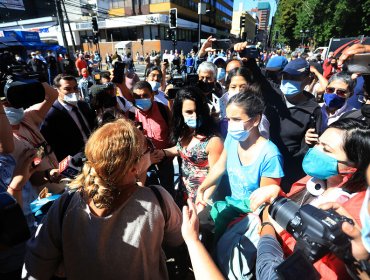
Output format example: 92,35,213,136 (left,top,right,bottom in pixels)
280,79,302,96
228,121,250,142
184,117,197,128
135,98,152,111
323,93,346,109
148,81,161,92
217,68,226,81
4,107,24,125
302,147,339,180
360,187,370,253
